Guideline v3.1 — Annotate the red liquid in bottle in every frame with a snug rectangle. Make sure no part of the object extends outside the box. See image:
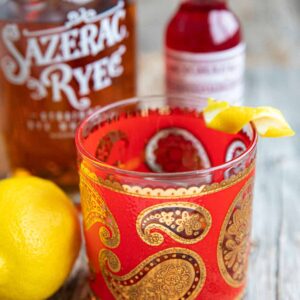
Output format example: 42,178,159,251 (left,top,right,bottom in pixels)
165,0,245,104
